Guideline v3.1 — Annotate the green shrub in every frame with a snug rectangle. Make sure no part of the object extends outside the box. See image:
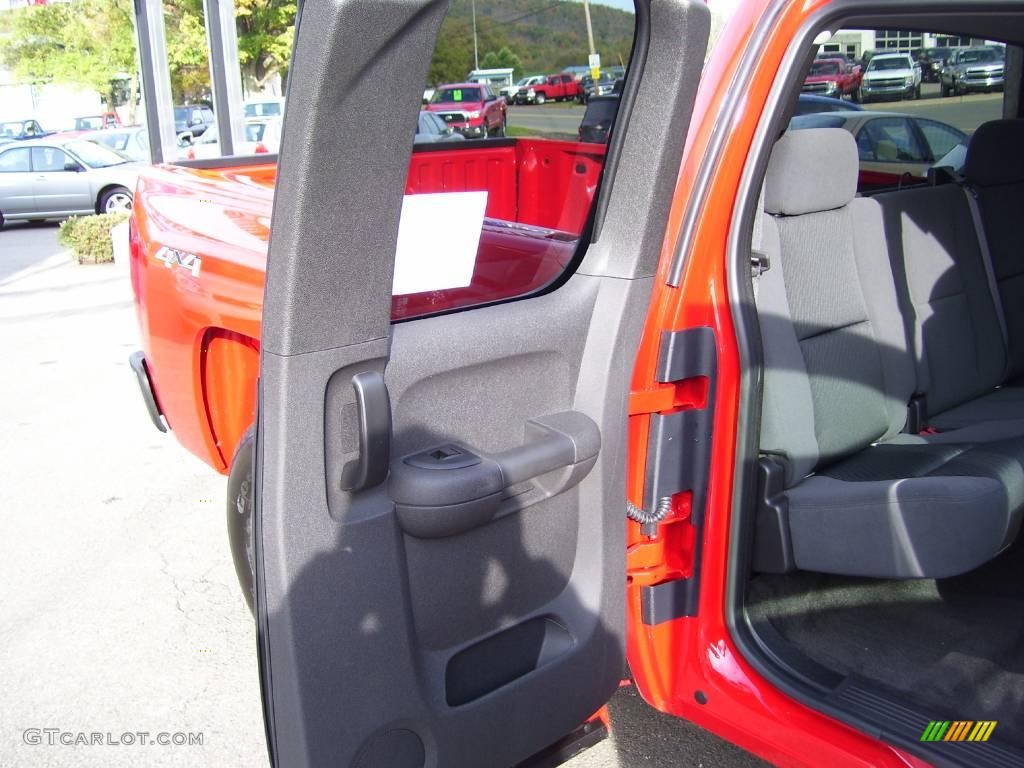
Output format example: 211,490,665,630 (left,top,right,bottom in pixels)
58,212,130,264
